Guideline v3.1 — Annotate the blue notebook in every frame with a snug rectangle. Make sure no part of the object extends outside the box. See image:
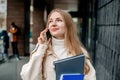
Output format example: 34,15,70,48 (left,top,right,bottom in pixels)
60,73,84,80
54,54,85,80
